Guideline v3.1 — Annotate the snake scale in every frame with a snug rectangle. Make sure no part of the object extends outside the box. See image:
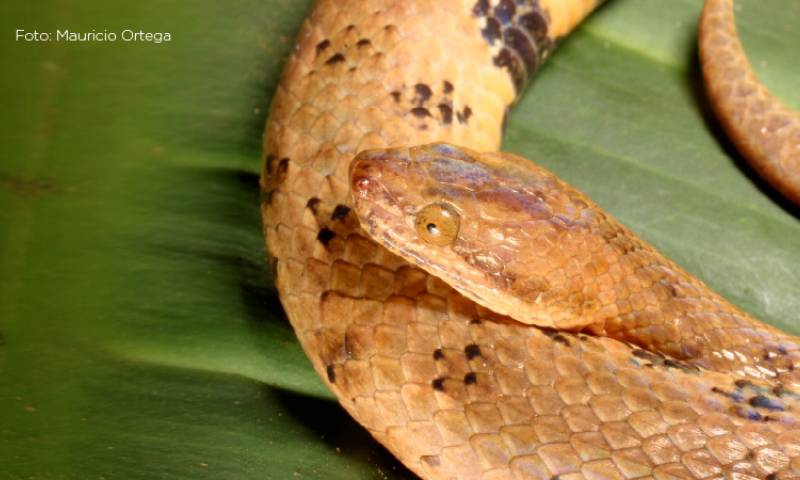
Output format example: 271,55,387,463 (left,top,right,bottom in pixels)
261,0,800,478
